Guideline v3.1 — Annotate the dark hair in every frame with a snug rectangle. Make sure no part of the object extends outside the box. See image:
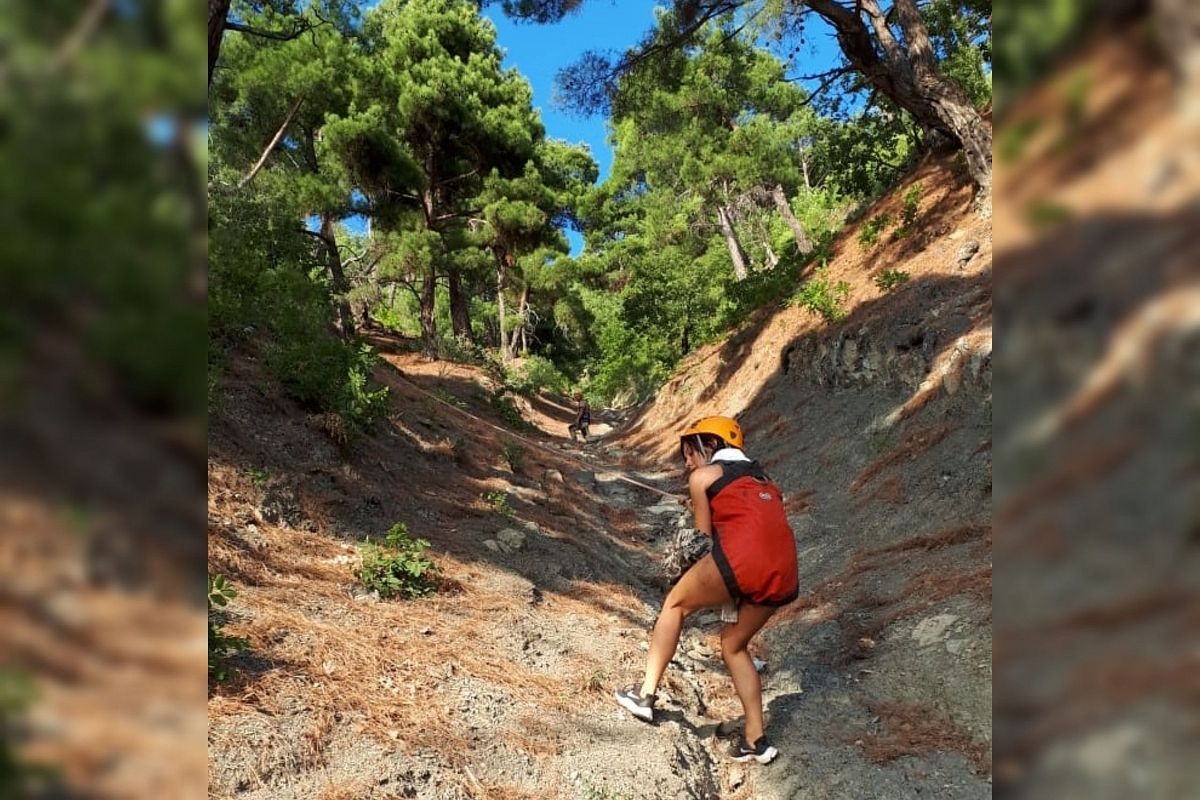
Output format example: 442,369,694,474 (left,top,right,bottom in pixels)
681,432,726,459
